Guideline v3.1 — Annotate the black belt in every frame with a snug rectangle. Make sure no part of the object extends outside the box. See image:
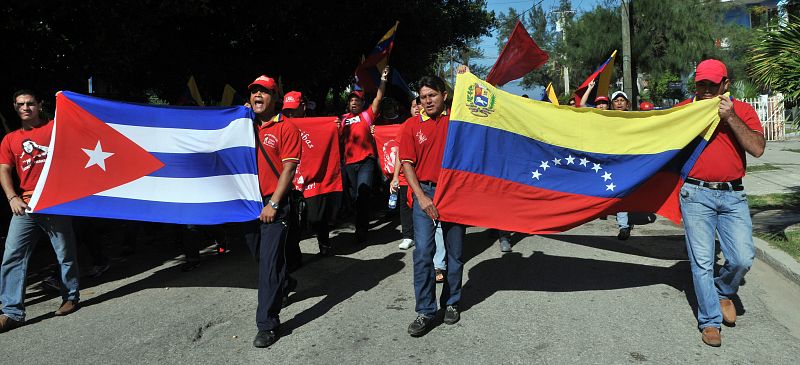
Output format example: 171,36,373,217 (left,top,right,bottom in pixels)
685,177,744,191
419,181,437,188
